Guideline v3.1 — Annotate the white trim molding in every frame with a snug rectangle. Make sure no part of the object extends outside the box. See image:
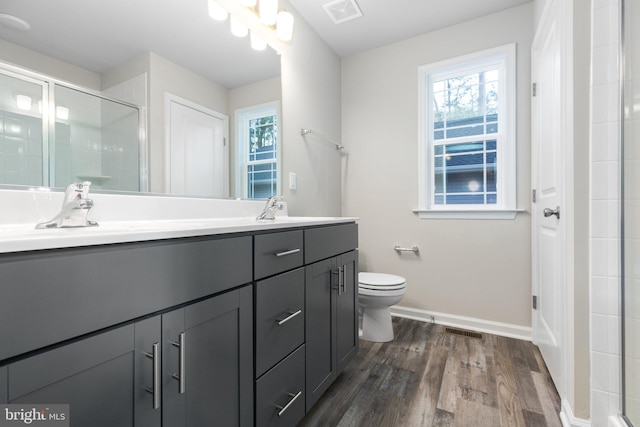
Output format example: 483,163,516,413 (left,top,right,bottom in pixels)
559,399,591,427
390,305,532,341
413,208,525,220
